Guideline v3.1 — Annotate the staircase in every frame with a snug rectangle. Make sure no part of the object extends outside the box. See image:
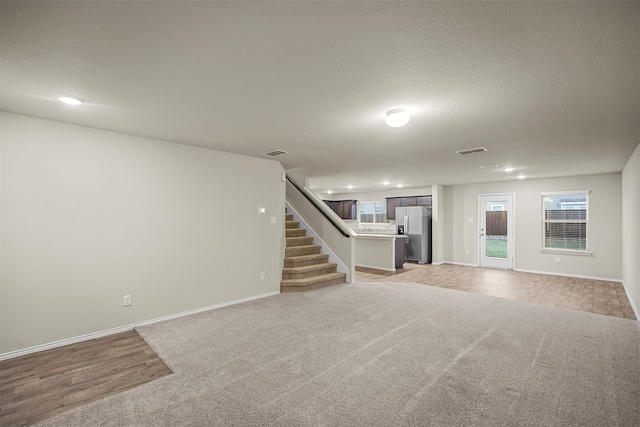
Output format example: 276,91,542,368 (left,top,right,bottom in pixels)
281,213,347,292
